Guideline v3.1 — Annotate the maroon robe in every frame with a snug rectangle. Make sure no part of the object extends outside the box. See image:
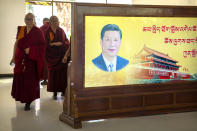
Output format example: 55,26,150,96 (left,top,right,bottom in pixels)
40,22,49,80
45,27,70,92
40,22,49,33
11,26,45,103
